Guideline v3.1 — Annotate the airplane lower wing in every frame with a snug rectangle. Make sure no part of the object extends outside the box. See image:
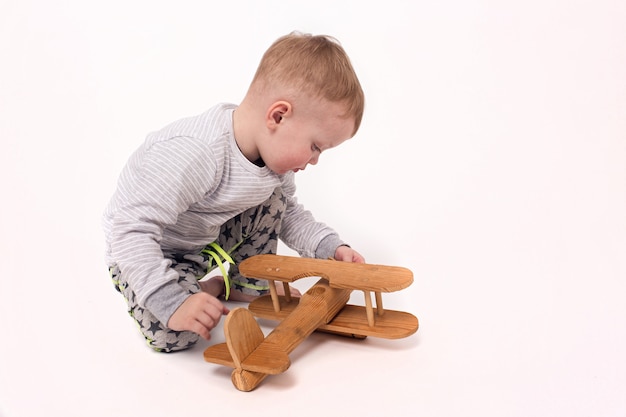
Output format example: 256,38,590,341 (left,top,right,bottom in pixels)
249,295,419,339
